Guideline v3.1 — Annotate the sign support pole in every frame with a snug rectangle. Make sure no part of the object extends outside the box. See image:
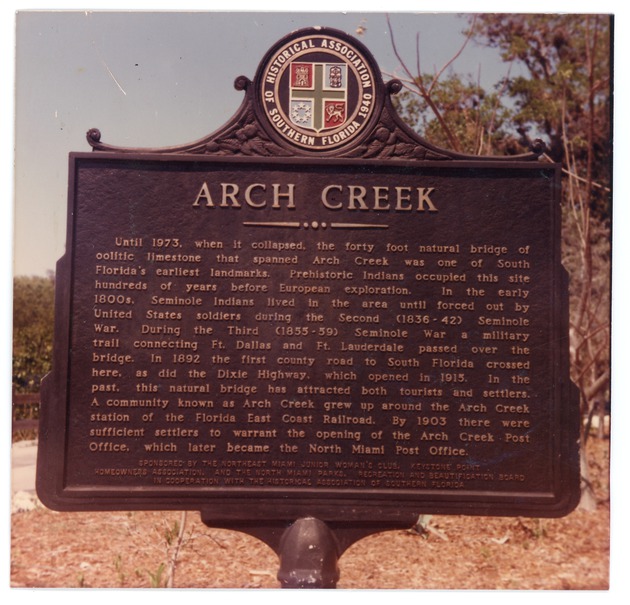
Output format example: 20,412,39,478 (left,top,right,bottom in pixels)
200,512,421,589
277,517,340,589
